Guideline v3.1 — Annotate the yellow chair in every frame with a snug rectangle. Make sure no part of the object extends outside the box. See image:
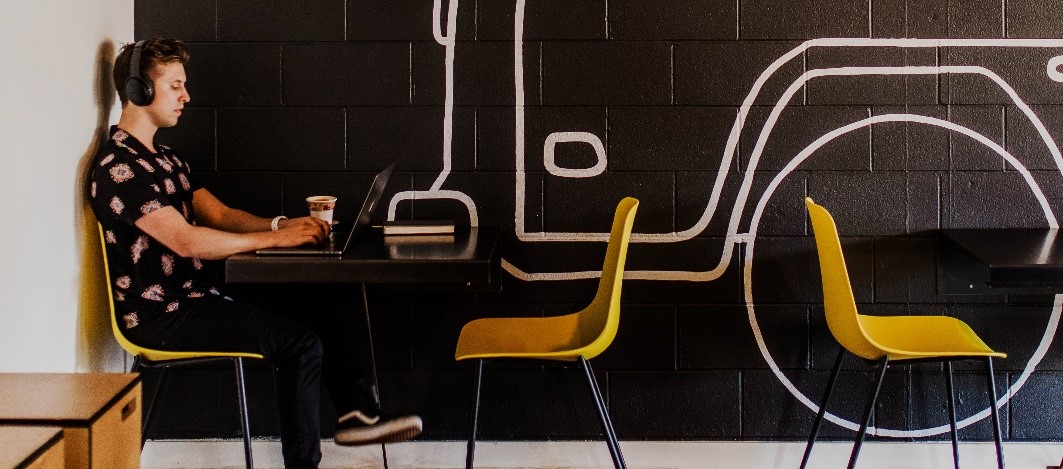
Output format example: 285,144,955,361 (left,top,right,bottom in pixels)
98,223,264,469
801,198,1006,469
455,197,639,469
